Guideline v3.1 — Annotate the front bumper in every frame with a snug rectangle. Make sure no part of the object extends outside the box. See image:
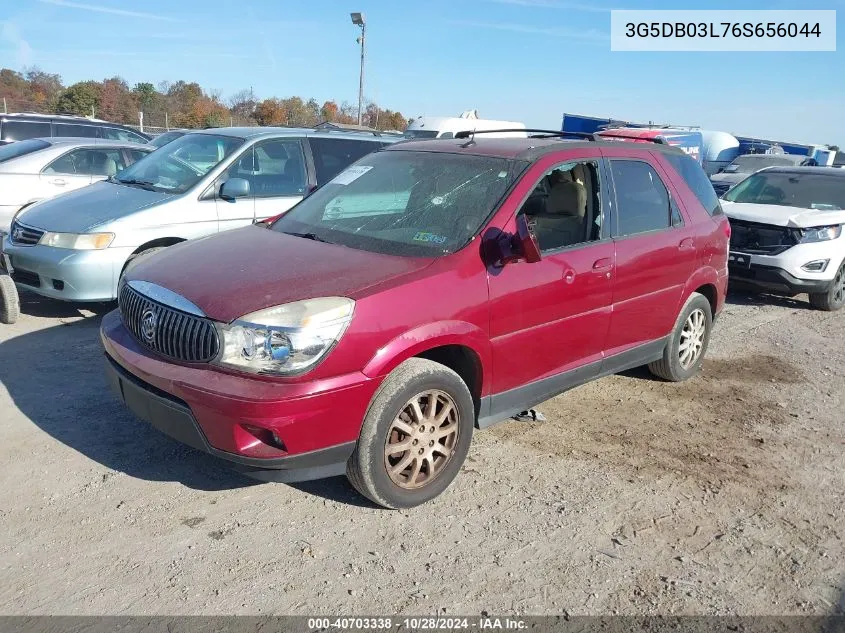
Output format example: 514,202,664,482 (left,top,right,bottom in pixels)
729,263,832,296
100,310,380,482
2,234,133,302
